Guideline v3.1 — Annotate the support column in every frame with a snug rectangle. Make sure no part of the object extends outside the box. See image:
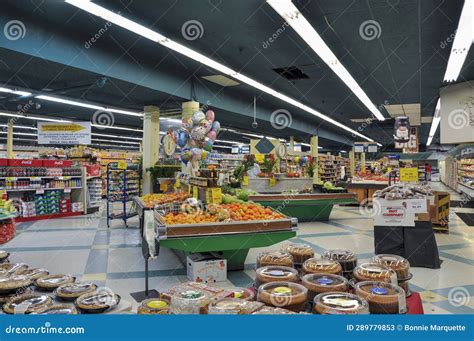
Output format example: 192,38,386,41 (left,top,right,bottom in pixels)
349,148,355,176
289,136,295,153
361,152,366,173
142,106,160,194
310,136,319,184
7,121,13,159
